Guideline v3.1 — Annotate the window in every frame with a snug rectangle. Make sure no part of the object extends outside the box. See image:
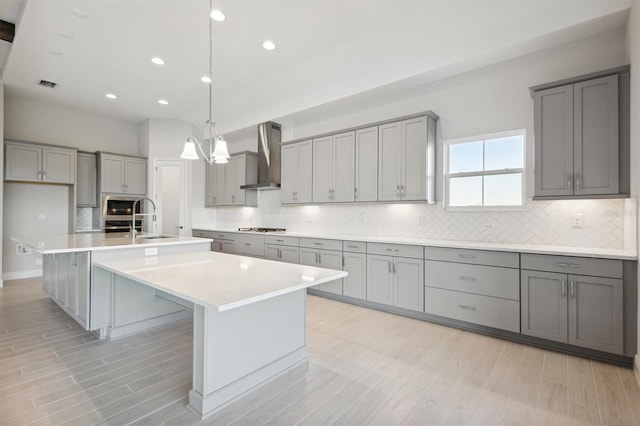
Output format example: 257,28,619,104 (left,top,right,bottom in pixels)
445,130,525,210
